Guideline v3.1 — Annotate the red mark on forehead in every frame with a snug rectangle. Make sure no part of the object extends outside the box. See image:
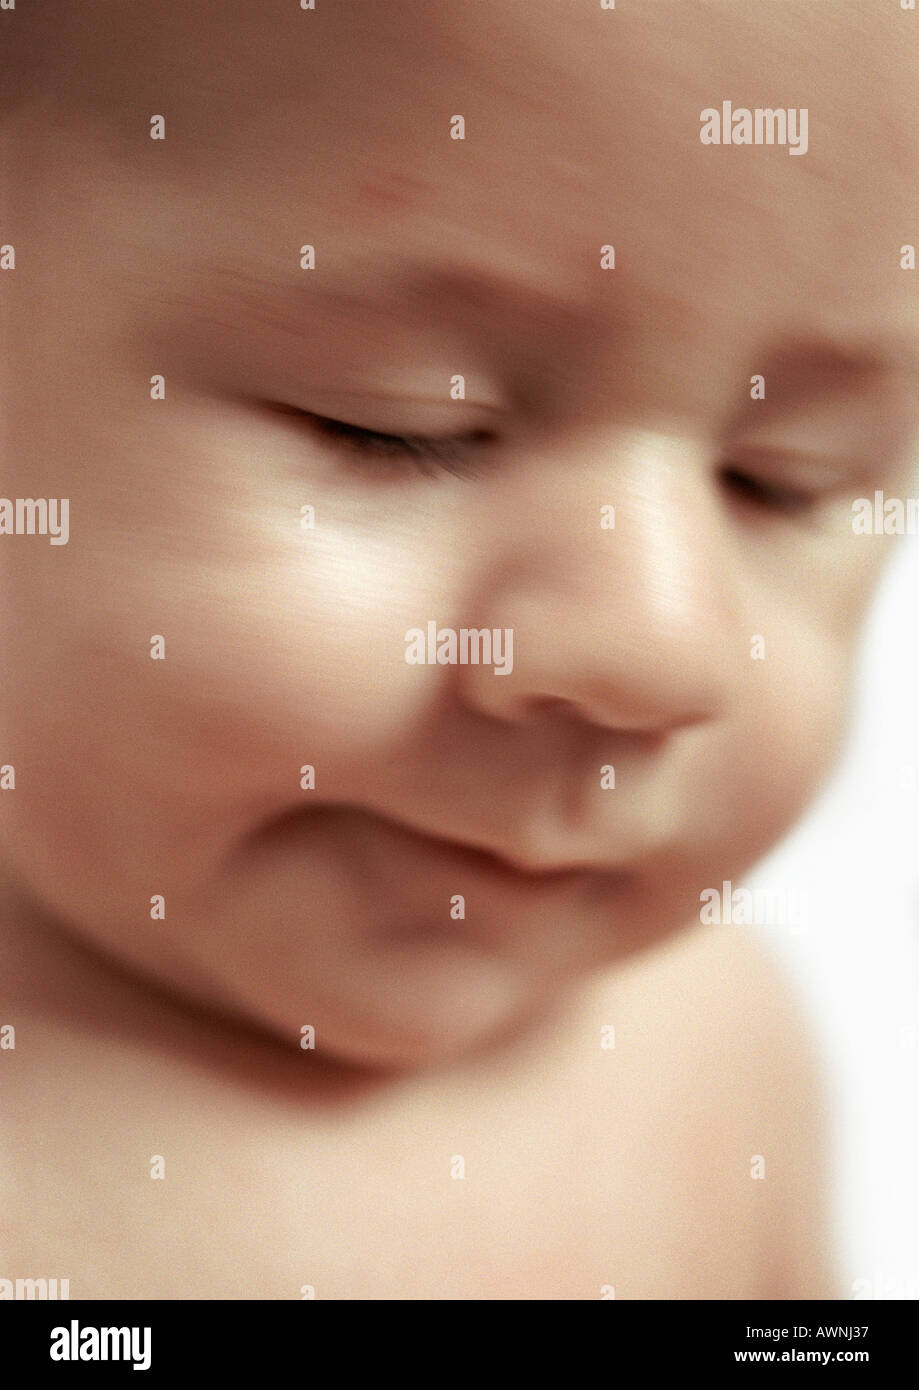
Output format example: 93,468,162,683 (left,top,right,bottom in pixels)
353,172,430,213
